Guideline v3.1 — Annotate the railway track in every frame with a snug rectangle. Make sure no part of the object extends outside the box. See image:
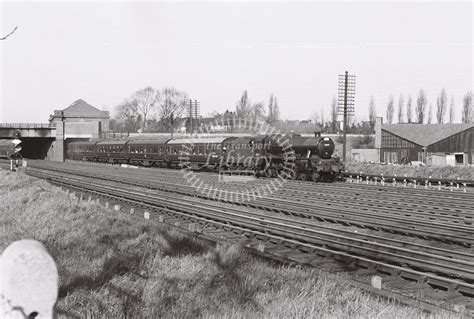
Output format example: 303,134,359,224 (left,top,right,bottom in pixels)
2,160,474,314
20,160,474,246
